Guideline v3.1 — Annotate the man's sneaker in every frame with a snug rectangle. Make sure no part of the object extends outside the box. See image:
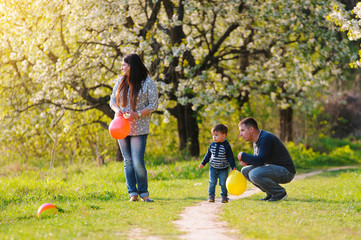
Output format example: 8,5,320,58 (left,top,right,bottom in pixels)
267,192,287,202
208,196,215,202
261,194,272,201
221,196,229,203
